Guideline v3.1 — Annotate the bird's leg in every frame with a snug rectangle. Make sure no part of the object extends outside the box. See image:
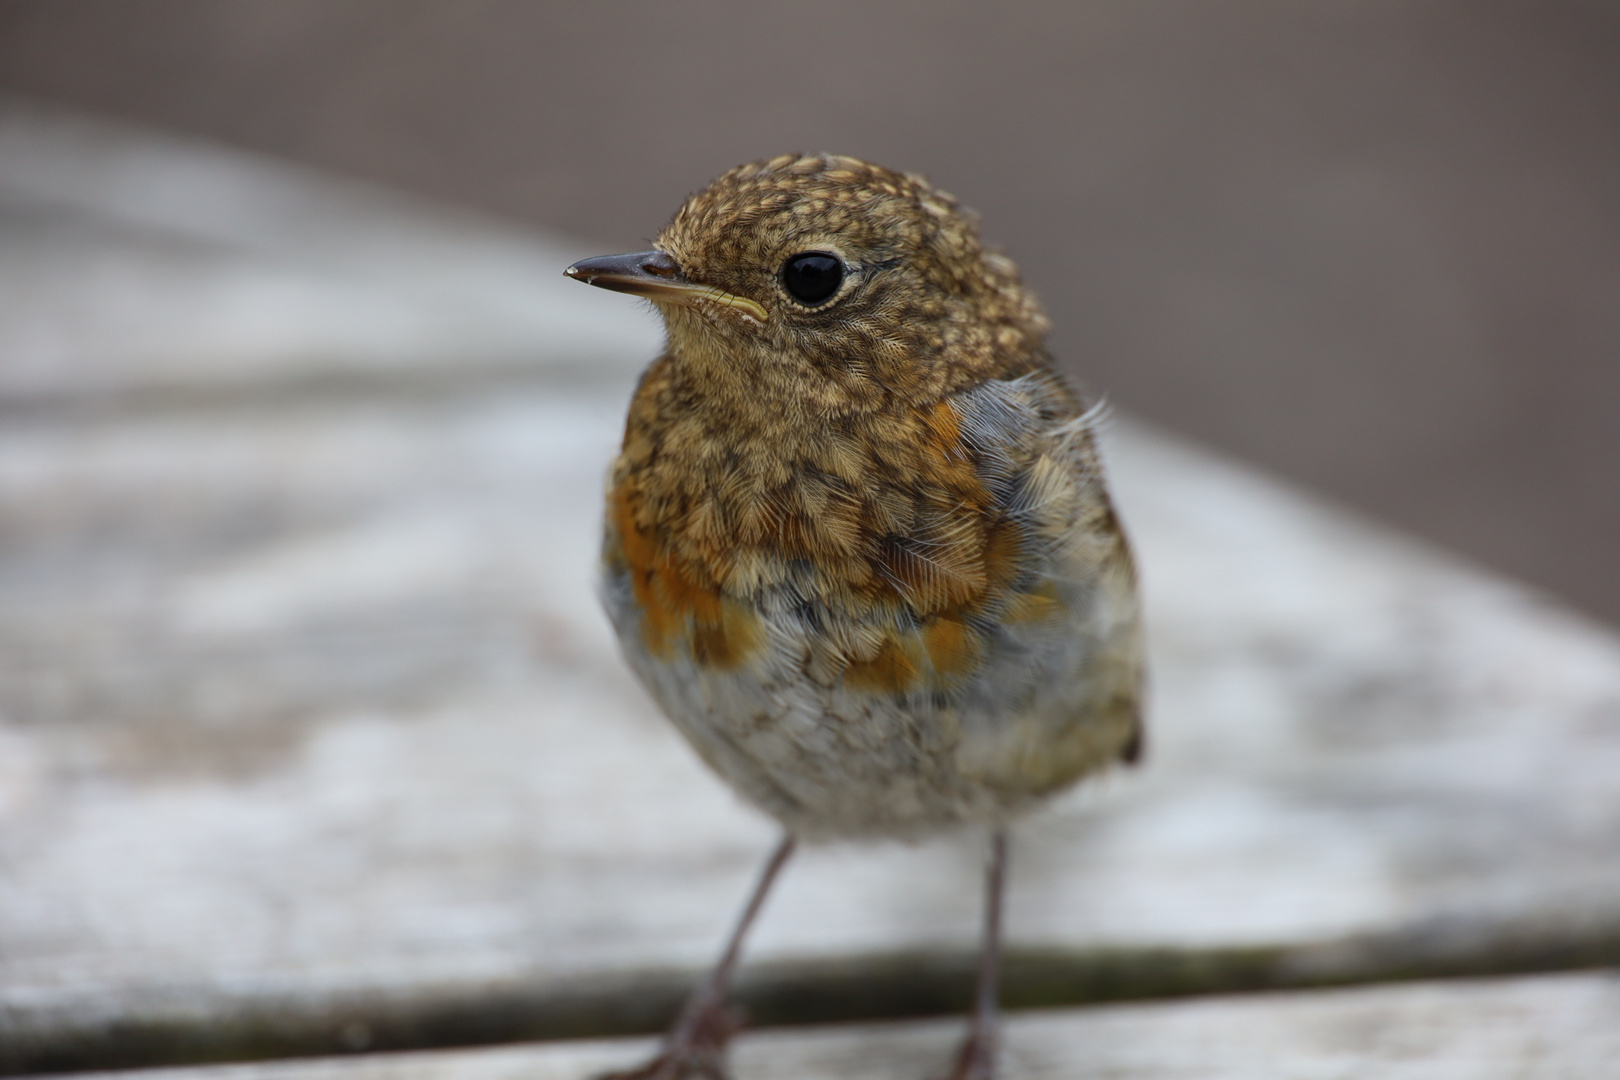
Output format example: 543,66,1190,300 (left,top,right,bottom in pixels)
939,829,1008,1080
596,835,797,1080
